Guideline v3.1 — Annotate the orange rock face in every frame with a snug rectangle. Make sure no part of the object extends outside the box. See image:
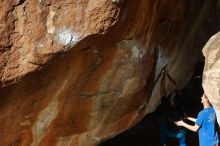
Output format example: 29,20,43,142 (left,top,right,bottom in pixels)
0,0,218,145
